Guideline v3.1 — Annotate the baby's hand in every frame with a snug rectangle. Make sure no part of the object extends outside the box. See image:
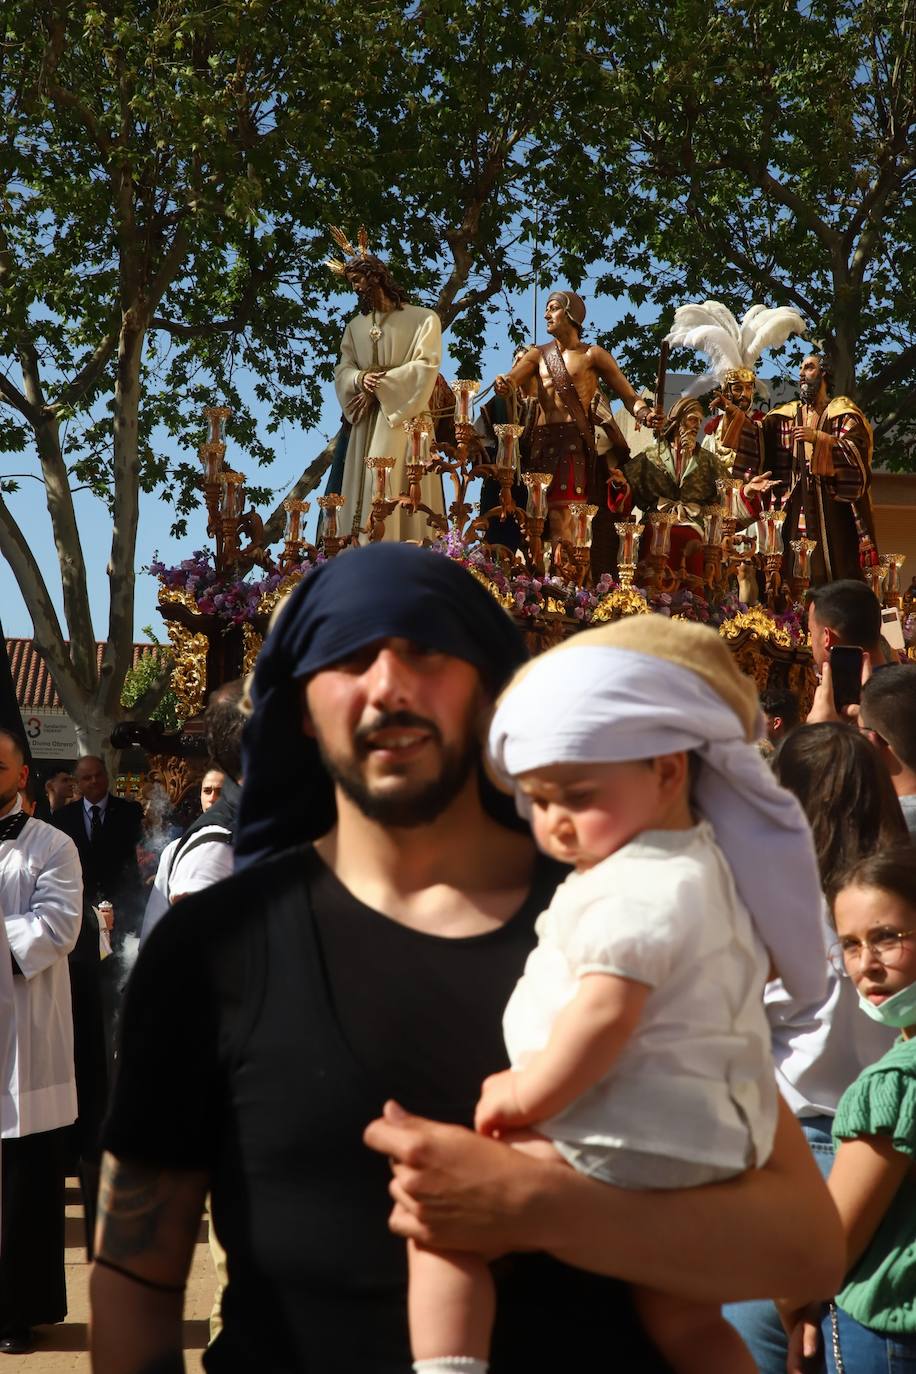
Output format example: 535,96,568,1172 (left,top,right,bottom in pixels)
474,1070,532,1137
